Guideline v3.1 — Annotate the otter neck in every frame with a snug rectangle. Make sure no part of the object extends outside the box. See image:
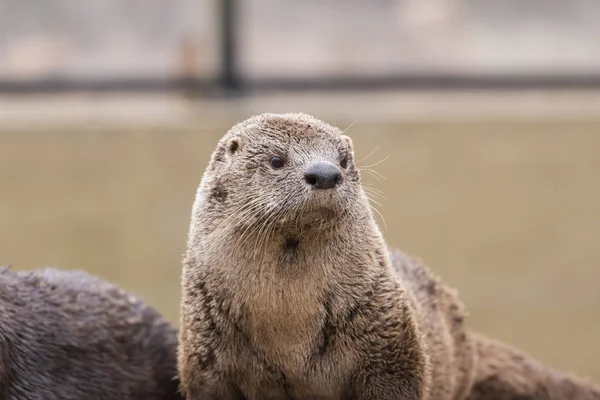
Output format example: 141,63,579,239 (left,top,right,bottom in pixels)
193,205,389,286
